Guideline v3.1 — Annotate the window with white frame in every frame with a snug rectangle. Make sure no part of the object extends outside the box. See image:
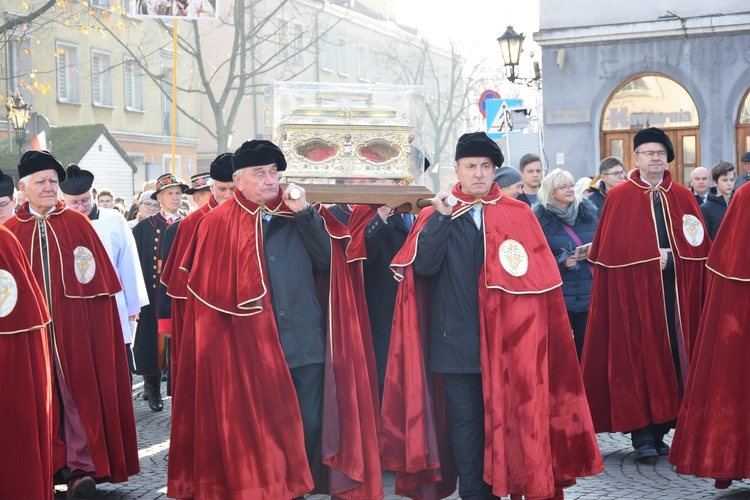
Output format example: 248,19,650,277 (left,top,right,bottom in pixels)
161,53,174,136
291,23,303,66
7,38,34,93
56,42,80,103
124,57,144,111
277,21,290,60
337,37,348,76
320,33,331,71
357,46,367,81
90,0,112,8
371,51,382,83
91,50,113,106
